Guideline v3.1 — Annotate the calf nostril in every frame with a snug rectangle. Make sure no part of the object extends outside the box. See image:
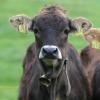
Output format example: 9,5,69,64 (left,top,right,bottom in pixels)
53,48,58,54
43,48,48,54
